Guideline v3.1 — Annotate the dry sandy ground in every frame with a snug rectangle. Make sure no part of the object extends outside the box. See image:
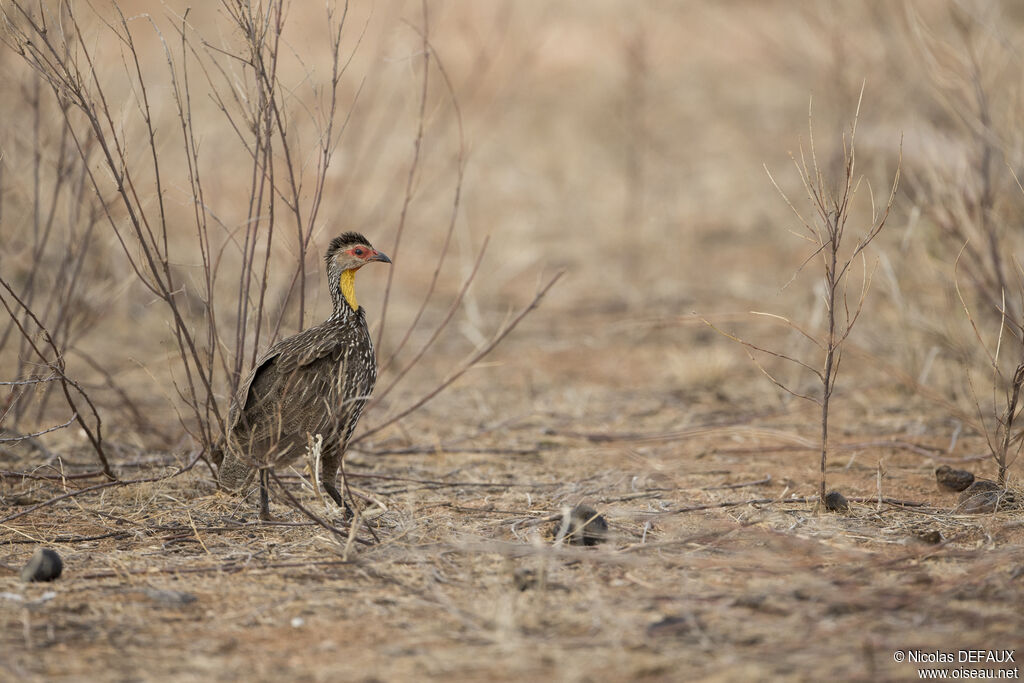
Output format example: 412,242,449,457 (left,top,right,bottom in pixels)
3,318,1023,682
